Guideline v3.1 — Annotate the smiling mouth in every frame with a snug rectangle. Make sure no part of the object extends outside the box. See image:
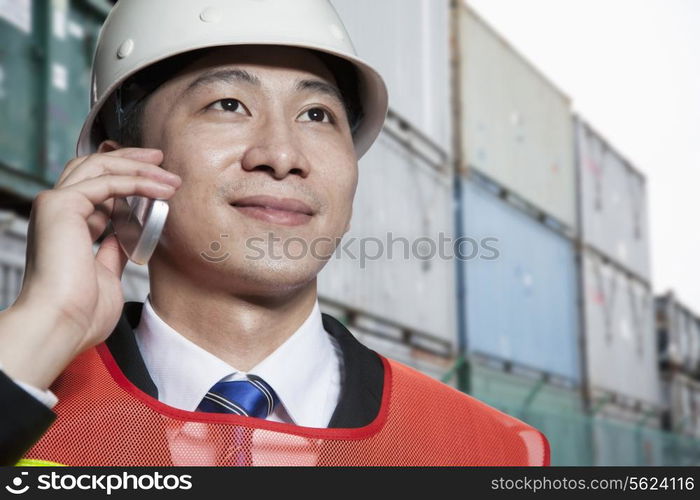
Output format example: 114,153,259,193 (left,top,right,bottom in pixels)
230,195,315,227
